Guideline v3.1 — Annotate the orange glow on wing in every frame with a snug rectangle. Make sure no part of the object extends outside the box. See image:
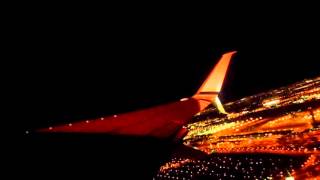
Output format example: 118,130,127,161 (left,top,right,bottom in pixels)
37,97,213,138
196,51,236,93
